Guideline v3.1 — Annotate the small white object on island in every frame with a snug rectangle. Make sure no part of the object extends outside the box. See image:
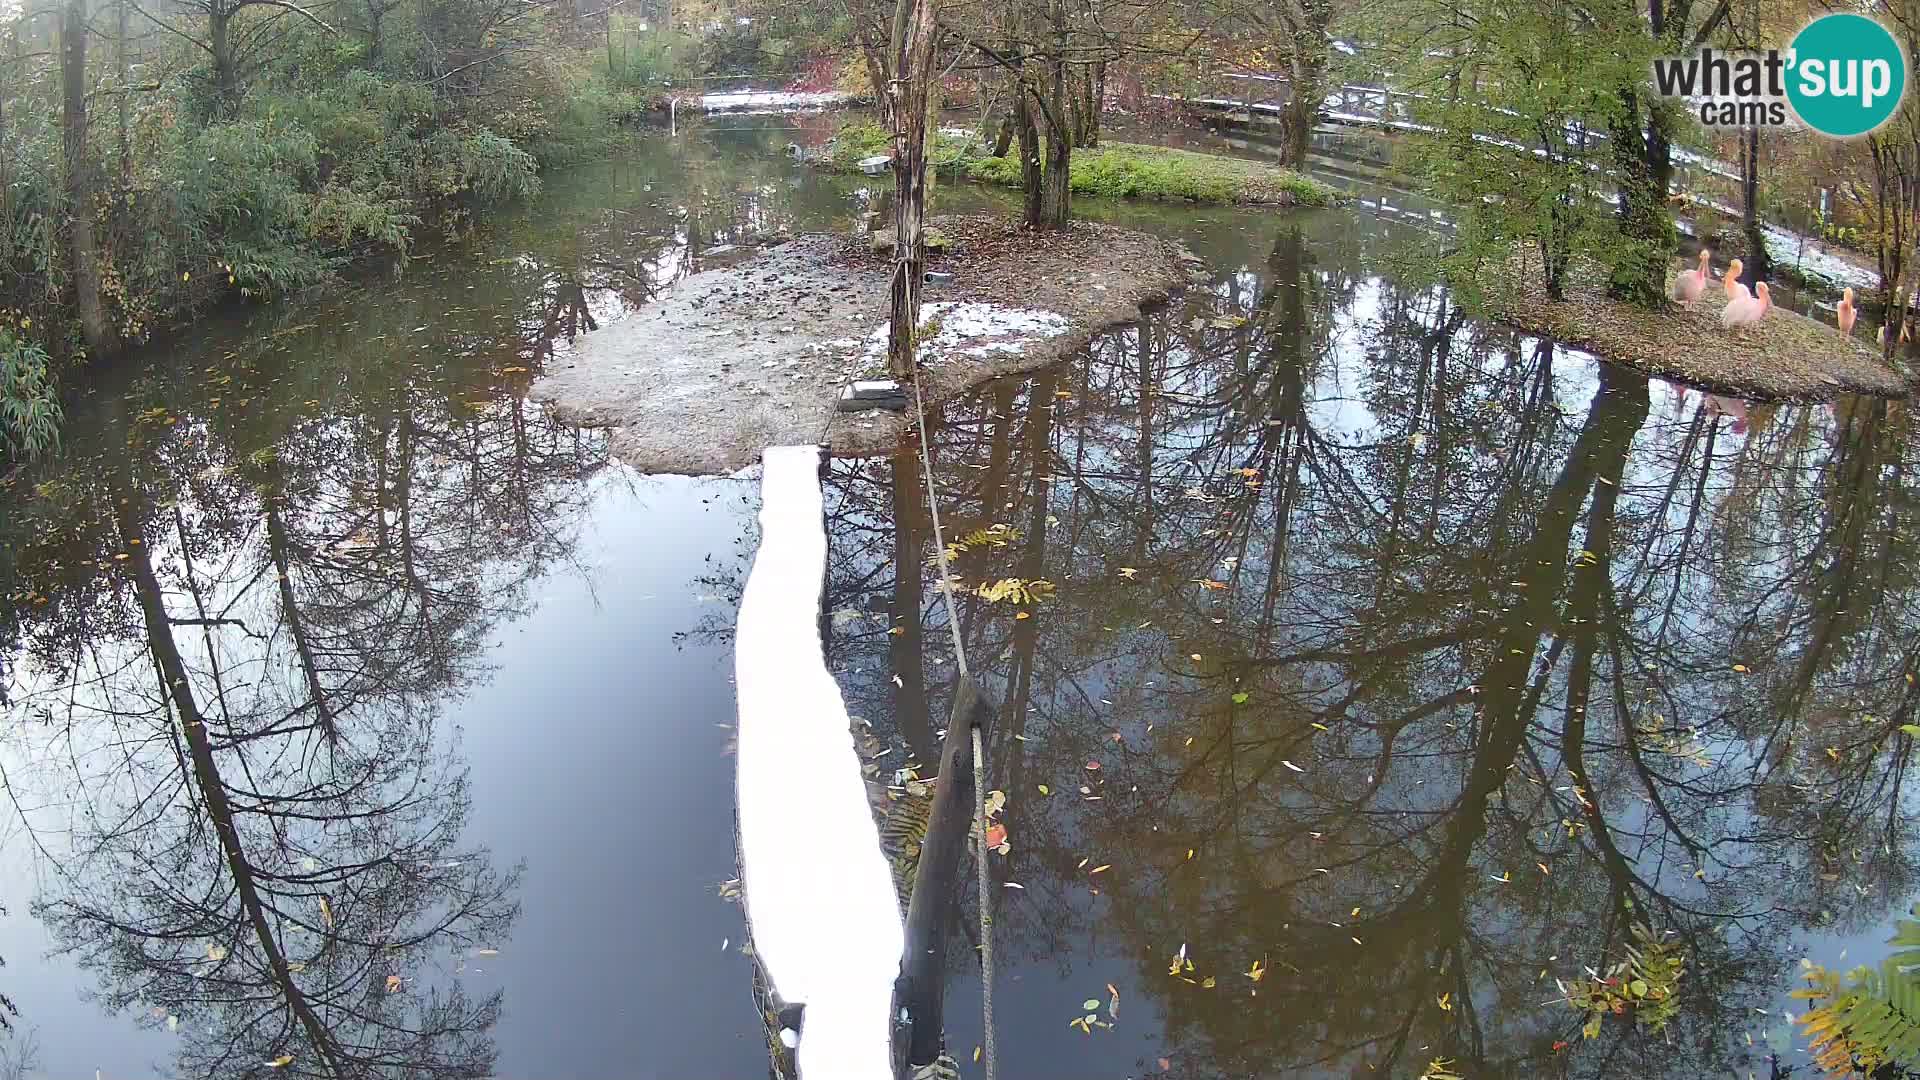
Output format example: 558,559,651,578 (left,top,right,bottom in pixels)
735,445,904,1080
